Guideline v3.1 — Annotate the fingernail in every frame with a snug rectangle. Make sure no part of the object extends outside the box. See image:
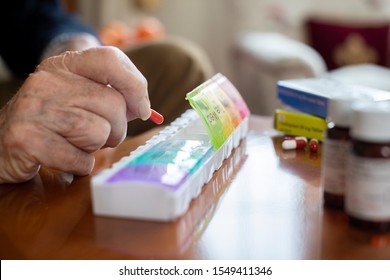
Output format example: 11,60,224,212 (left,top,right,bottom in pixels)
138,100,151,121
